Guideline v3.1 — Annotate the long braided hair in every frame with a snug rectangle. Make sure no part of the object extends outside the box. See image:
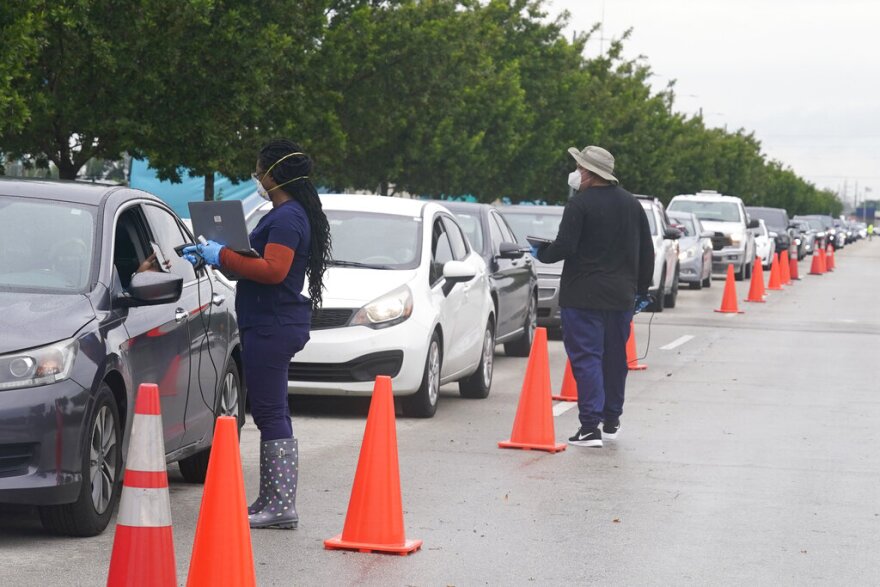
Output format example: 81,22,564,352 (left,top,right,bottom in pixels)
258,139,332,310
